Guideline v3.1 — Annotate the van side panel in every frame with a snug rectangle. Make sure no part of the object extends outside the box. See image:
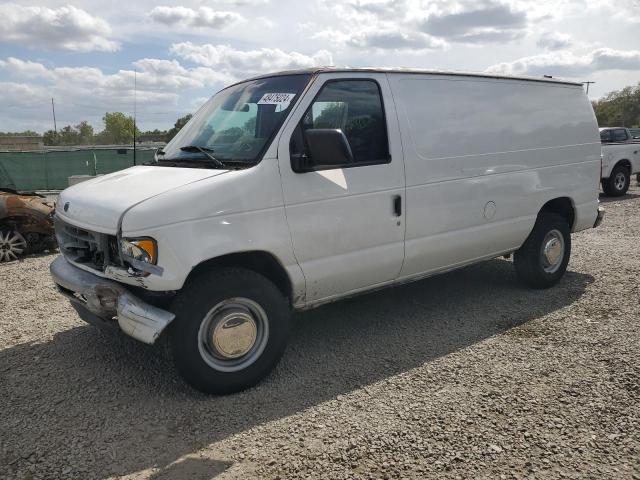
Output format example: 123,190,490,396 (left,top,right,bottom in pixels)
387,74,600,278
